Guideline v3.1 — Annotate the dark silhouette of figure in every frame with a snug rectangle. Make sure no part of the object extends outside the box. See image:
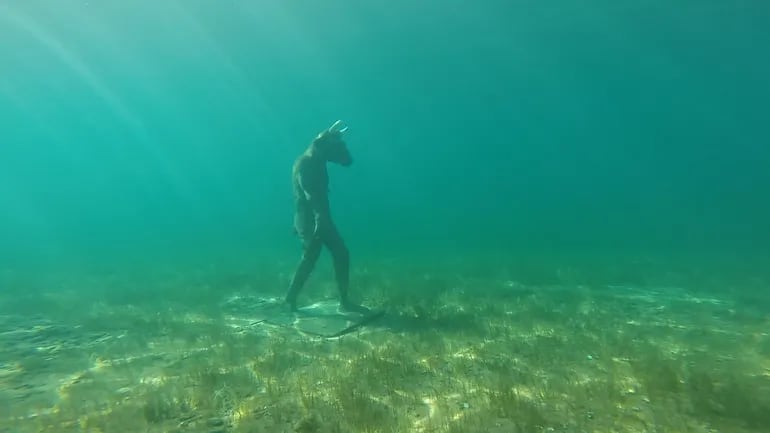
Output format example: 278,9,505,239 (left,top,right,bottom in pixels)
285,121,369,314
